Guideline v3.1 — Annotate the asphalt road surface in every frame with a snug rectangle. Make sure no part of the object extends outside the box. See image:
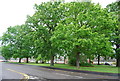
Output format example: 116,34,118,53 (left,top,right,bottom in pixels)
0,62,119,81
0,62,2,80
